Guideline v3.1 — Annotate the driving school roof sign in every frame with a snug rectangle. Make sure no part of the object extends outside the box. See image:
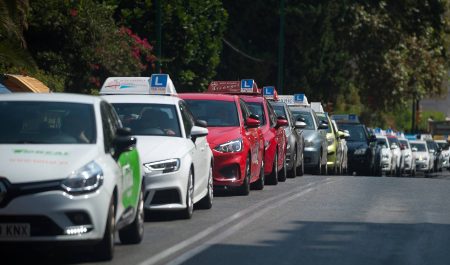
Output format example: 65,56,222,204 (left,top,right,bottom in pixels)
208,80,259,94
278,94,309,106
100,74,177,95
